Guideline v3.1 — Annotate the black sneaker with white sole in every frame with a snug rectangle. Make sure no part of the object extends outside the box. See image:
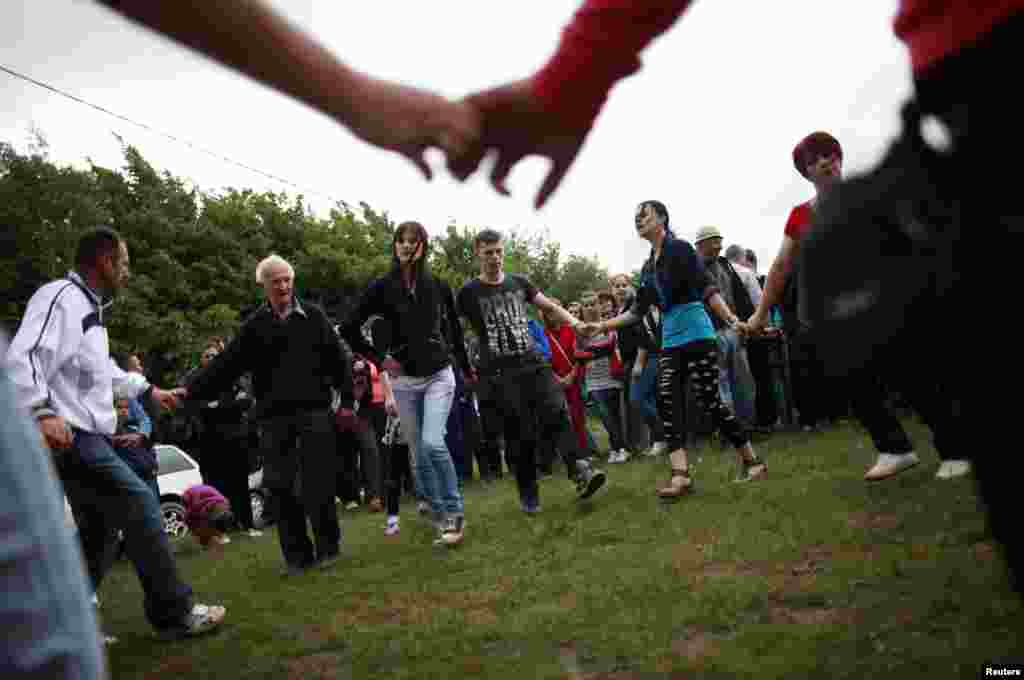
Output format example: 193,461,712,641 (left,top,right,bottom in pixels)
574,461,607,500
